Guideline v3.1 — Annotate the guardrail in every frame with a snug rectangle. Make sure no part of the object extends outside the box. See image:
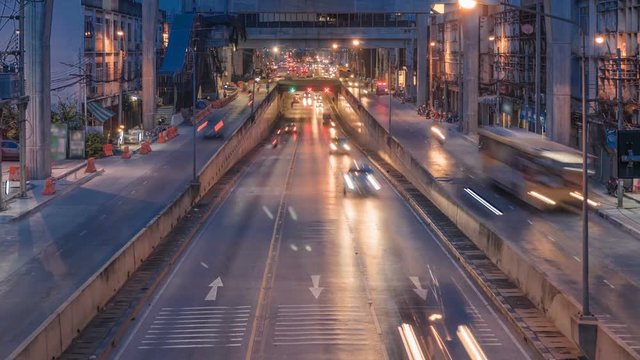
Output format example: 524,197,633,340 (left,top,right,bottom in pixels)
9,88,281,360
334,85,639,360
